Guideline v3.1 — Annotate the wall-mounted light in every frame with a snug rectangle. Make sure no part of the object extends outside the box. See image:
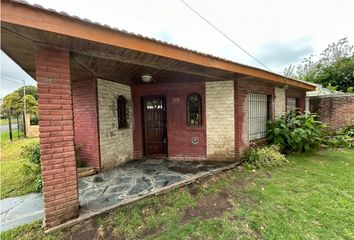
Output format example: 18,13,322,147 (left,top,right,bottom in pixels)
141,74,152,83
